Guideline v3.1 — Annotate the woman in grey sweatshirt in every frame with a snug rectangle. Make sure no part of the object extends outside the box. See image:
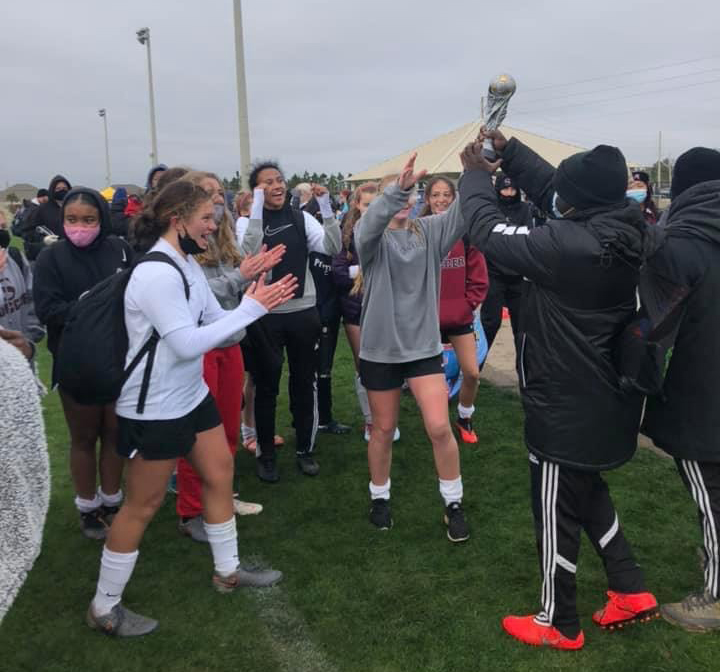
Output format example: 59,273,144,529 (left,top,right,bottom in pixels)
354,153,471,542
